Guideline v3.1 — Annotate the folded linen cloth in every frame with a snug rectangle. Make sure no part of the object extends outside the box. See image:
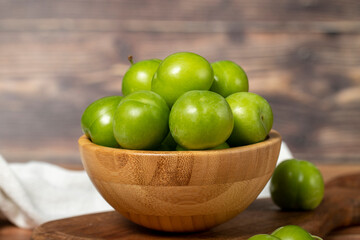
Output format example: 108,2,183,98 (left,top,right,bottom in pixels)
0,156,112,229
0,142,292,229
